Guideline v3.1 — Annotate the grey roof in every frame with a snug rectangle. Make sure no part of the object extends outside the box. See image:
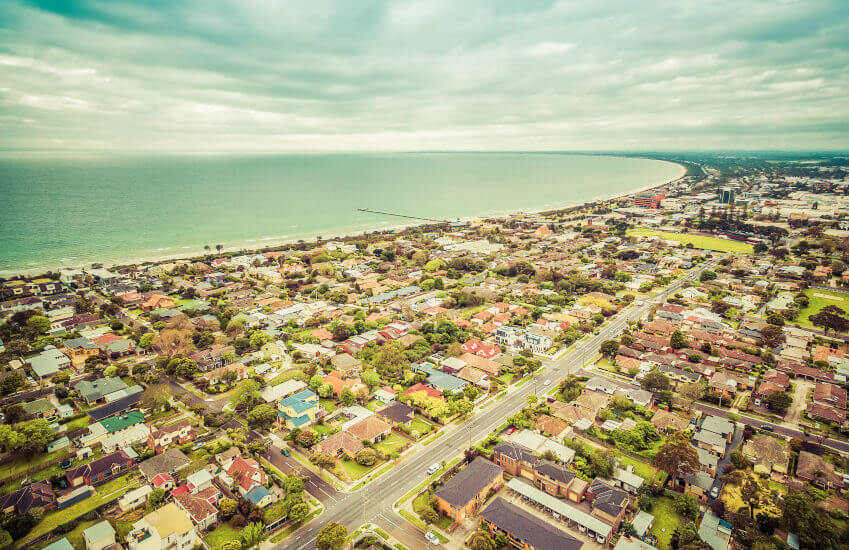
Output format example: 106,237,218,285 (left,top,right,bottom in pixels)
28,353,62,377
139,448,190,479
631,510,654,537
699,510,732,550
74,376,128,401
505,478,612,538
377,401,414,424
493,441,539,465
64,337,98,350
685,471,714,491
693,430,727,451
701,415,734,436
413,364,467,393
42,539,74,550
82,521,115,544
696,447,719,470
434,457,503,508
480,497,584,550
589,478,630,517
